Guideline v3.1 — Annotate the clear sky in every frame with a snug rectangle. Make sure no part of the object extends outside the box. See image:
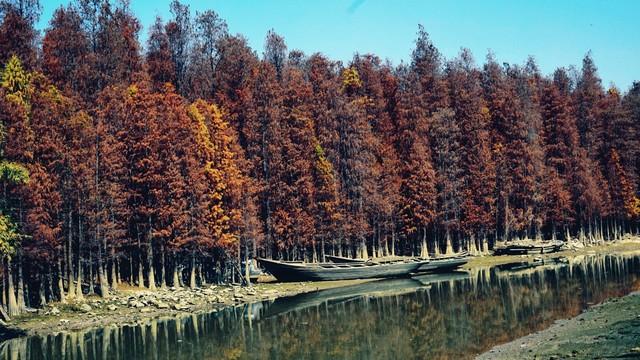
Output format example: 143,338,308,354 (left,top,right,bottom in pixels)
37,0,640,91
